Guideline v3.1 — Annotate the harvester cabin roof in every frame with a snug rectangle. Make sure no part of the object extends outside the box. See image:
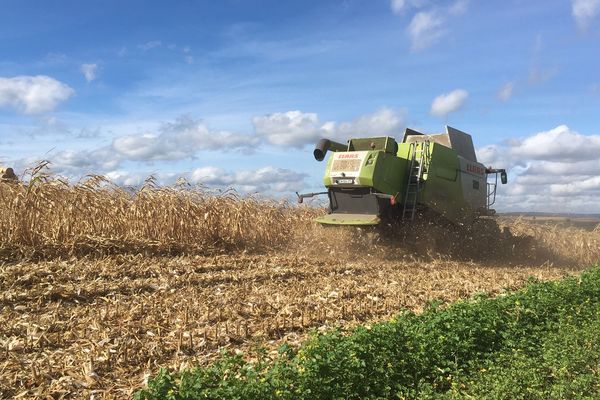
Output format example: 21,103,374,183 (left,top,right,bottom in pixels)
401,125,478,162
348,136,398,154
